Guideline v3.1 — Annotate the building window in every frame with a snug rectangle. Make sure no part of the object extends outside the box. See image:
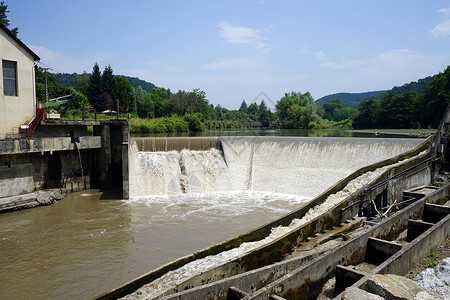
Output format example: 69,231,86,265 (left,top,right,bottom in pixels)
2,60,18,96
